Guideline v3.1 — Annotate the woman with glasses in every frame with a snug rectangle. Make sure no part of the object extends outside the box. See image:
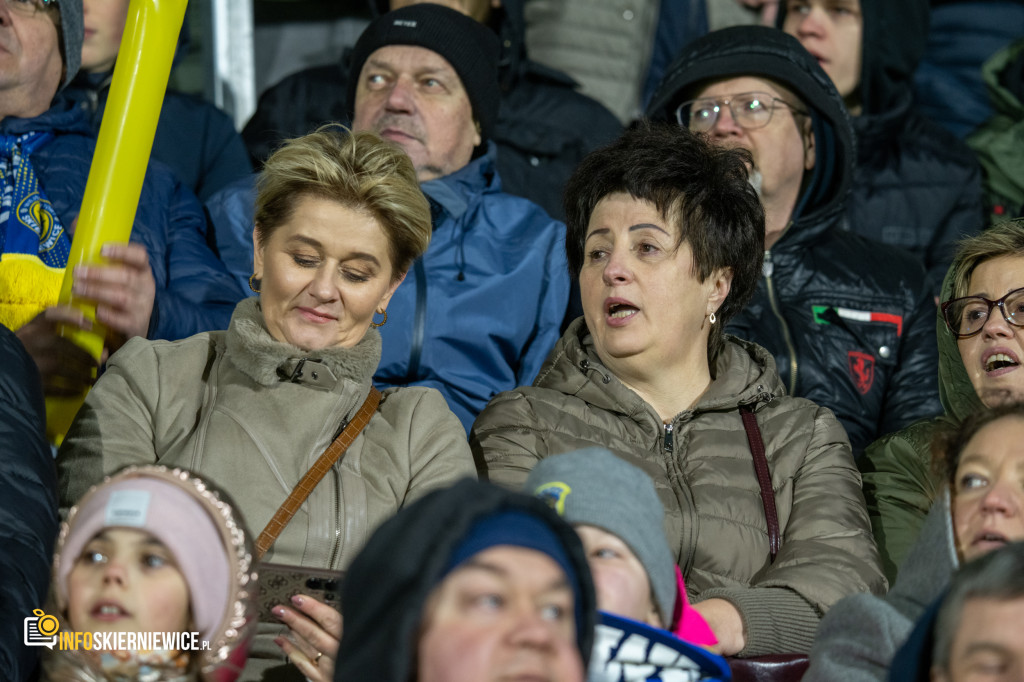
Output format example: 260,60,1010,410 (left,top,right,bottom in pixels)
473,123,885,658
862,218,1024,583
